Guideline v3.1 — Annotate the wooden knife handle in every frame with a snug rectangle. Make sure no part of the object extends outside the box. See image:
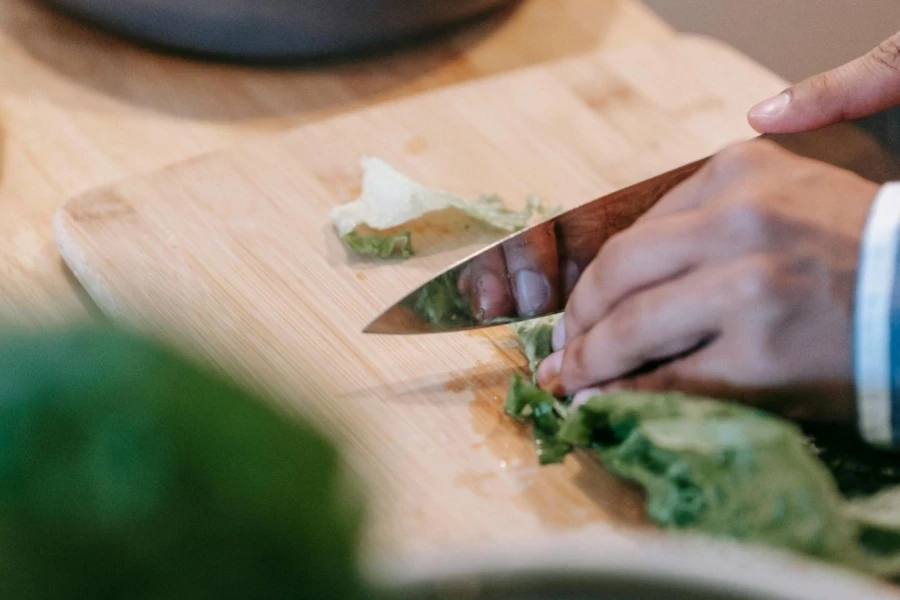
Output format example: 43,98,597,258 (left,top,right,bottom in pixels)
553,158,709,270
